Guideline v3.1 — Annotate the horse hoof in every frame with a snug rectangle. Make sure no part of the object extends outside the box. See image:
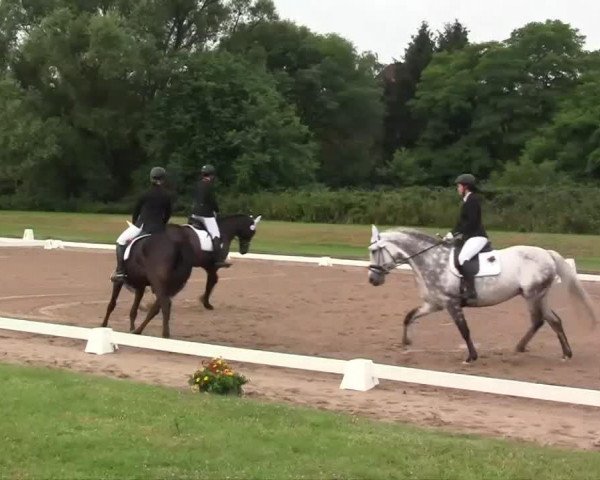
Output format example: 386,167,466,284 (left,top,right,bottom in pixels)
402,339,412,347
516,346,527,353
200,296,214,310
